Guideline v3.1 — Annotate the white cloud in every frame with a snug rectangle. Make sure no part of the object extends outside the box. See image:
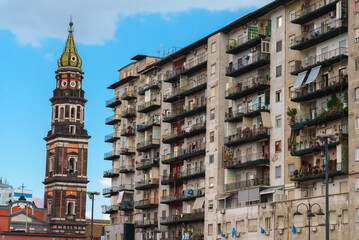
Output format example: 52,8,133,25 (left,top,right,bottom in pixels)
99,178,111,187
0,0,268,46
86,210,92,219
